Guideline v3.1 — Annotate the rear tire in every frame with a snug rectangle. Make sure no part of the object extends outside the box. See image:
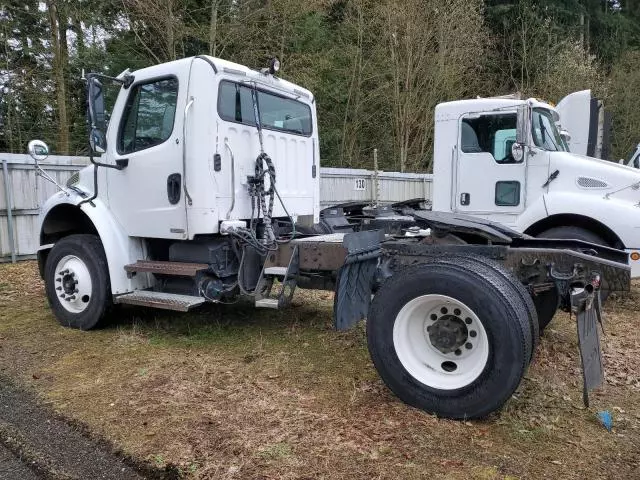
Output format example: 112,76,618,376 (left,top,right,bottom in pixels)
44,234,111,330
438,255,539,362
367,260,532,419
